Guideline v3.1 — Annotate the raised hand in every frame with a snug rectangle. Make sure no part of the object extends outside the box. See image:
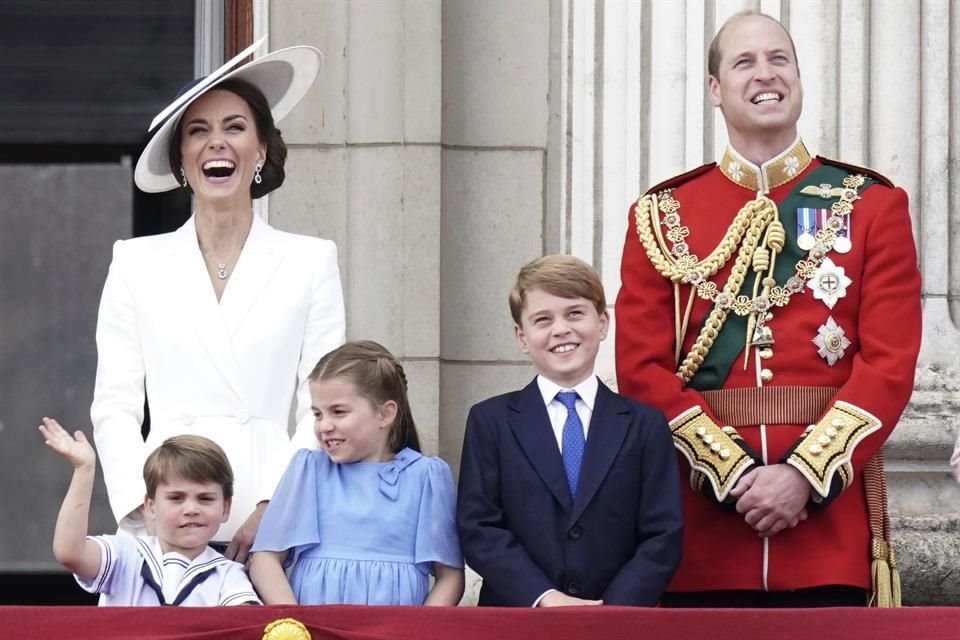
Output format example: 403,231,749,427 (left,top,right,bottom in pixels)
39,417,96,470
41,416,103,579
